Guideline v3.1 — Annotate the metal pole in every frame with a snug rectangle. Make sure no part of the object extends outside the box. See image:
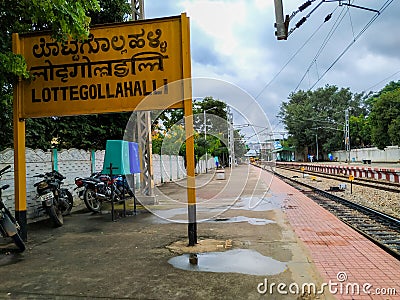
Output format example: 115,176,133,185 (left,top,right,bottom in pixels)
12,33,27,241
315,133,318,162
228,106,234,167
180,14,197,246
345,109,350,164
131,0,154,196
273,0,286,39
204,109,207,173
